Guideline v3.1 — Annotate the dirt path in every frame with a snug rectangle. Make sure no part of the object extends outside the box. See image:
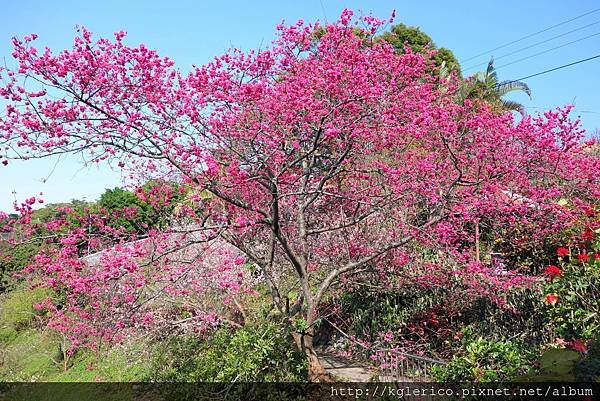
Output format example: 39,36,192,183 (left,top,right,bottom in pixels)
318,353,375,382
